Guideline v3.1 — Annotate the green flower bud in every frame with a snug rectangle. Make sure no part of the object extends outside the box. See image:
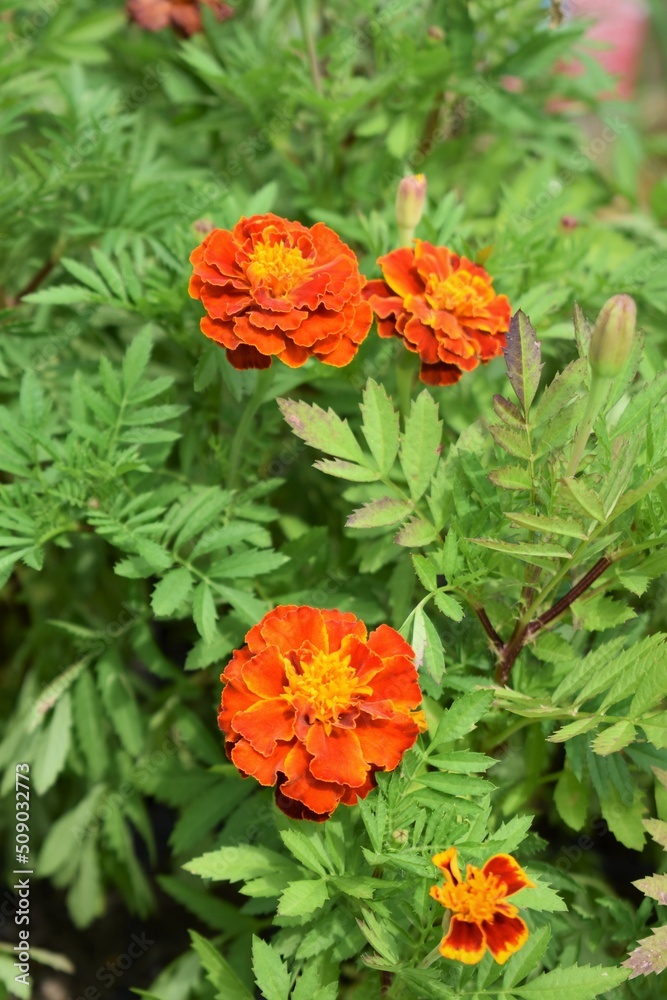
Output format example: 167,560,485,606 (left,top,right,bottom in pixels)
589,294,637,379
396,174,427,247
